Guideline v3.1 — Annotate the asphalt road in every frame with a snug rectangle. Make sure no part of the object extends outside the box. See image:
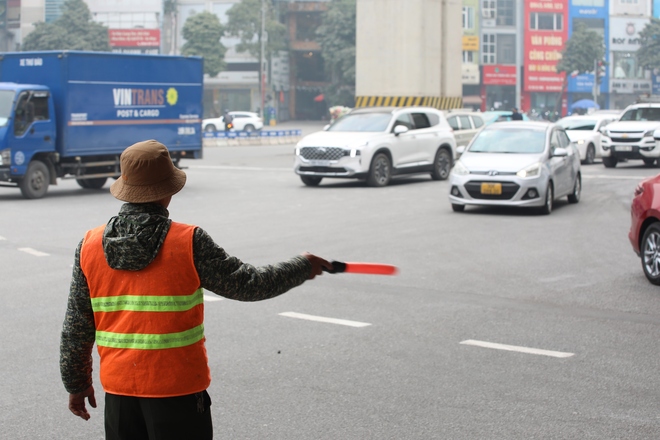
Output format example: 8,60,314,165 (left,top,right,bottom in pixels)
0,135,659,439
